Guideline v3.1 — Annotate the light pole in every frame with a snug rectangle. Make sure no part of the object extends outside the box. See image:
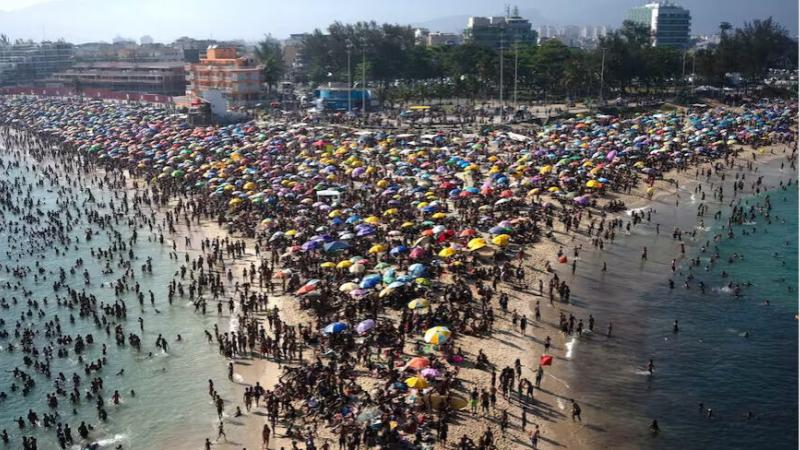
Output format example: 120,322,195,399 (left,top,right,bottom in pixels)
599,47,606,105
499,37,504,119
346,42,352,114
513,40,519,110
362,44,367,114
